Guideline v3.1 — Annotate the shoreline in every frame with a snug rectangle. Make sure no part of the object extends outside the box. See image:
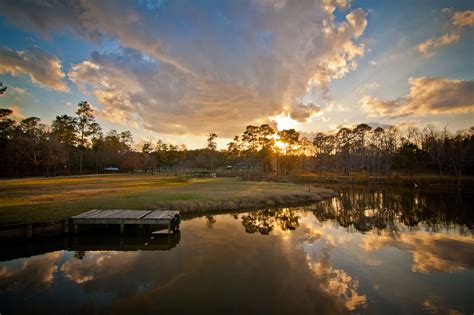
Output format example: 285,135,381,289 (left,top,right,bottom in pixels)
0,189,336,239
0,174,336,225
239,173,474,188
153,189,336,215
